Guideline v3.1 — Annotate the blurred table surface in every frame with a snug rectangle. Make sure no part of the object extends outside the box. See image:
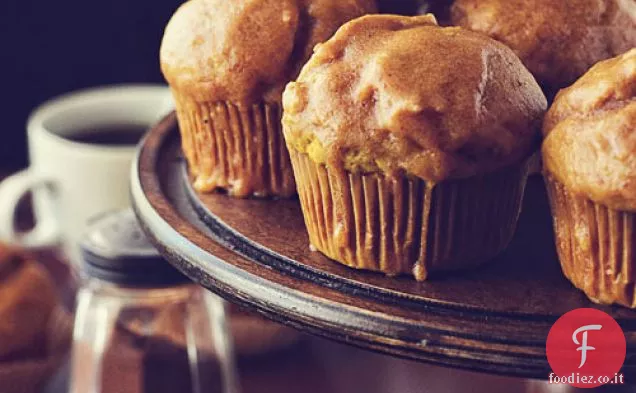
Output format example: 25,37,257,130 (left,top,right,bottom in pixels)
1,170,633,393
230,338,632,393
43,332,636,393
